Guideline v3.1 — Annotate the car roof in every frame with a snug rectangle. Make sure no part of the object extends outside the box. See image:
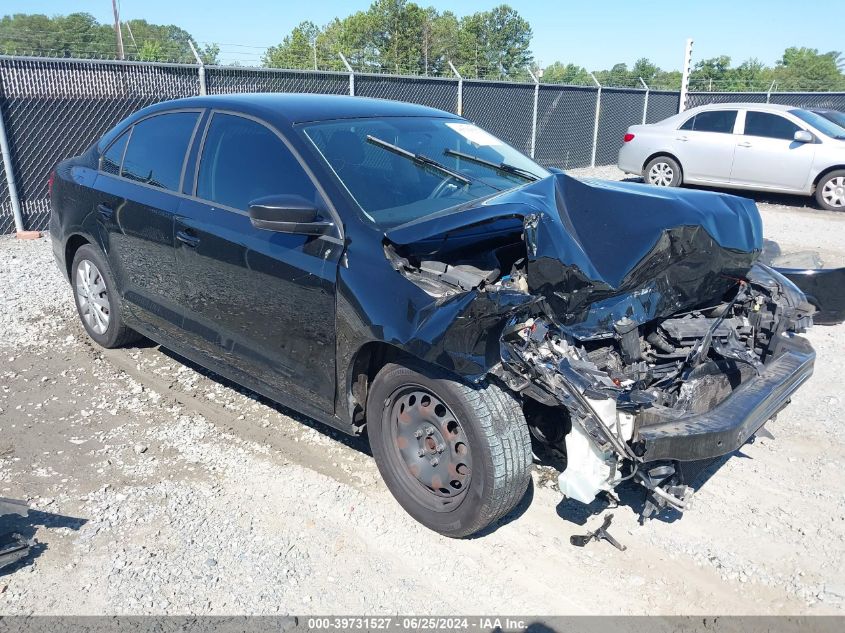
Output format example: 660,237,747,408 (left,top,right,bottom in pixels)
136,93,462,127
651,101,804,127
685,102,797,114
